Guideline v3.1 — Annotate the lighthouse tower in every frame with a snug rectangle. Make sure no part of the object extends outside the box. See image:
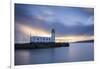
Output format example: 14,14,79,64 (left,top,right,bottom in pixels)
51,28,55,42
